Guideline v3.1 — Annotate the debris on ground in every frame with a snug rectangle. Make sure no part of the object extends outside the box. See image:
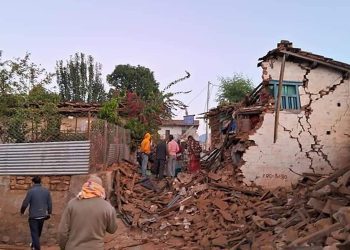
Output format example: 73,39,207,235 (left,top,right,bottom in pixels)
109,161,350,249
